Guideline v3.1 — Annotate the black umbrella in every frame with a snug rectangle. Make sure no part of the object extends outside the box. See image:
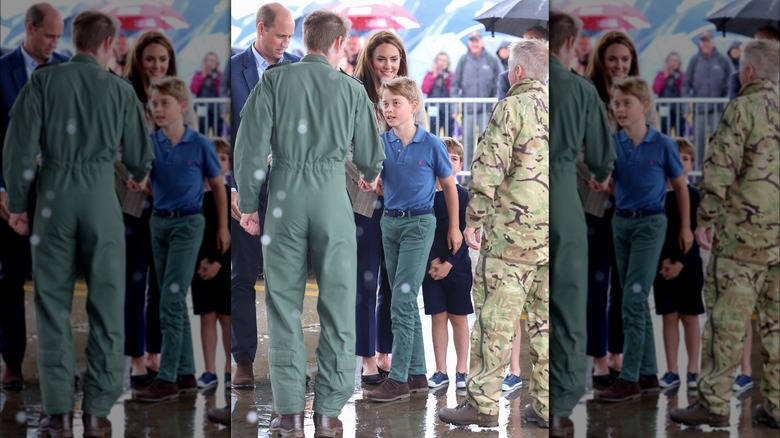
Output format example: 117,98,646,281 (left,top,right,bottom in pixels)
706,0,780,37
474,0,549,38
